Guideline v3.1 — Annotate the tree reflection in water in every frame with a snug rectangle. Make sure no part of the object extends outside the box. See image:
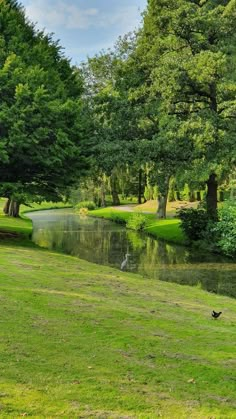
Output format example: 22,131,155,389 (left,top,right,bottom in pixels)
28,209,236,298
